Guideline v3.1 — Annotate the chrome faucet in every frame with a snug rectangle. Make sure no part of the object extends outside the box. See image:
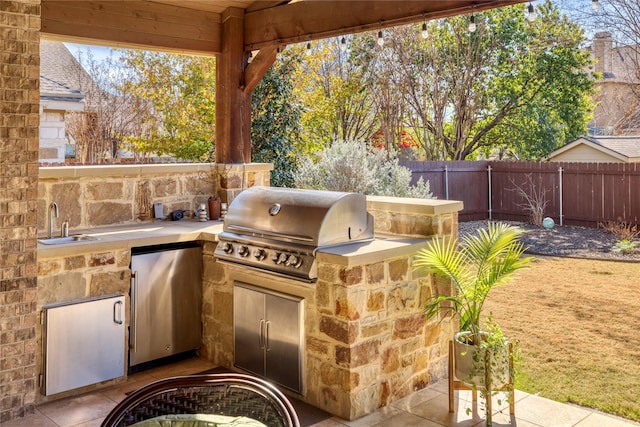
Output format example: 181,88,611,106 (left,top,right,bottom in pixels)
48,202,59,239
